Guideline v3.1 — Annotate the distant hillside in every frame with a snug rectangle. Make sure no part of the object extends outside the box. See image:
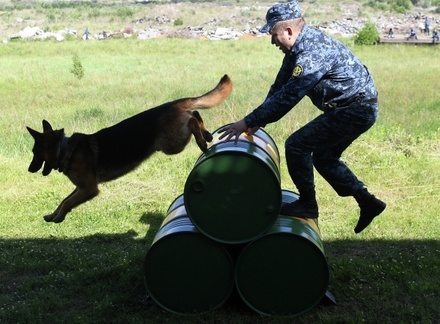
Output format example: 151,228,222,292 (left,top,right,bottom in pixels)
0,0,439,40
